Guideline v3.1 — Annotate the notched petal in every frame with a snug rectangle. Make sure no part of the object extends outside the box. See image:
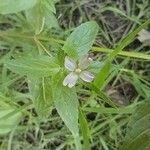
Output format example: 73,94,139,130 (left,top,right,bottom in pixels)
137,29,150,46
63,72,78,88
64,56,76,71
137,29,150,42
80,71,94,82
78,55,93,70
